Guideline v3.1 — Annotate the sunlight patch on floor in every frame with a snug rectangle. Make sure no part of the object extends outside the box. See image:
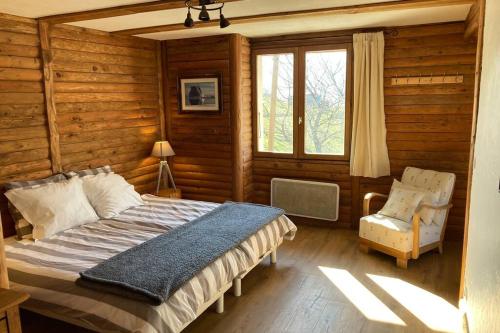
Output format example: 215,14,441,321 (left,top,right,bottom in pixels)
367,274,461,333
318,266,406,326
